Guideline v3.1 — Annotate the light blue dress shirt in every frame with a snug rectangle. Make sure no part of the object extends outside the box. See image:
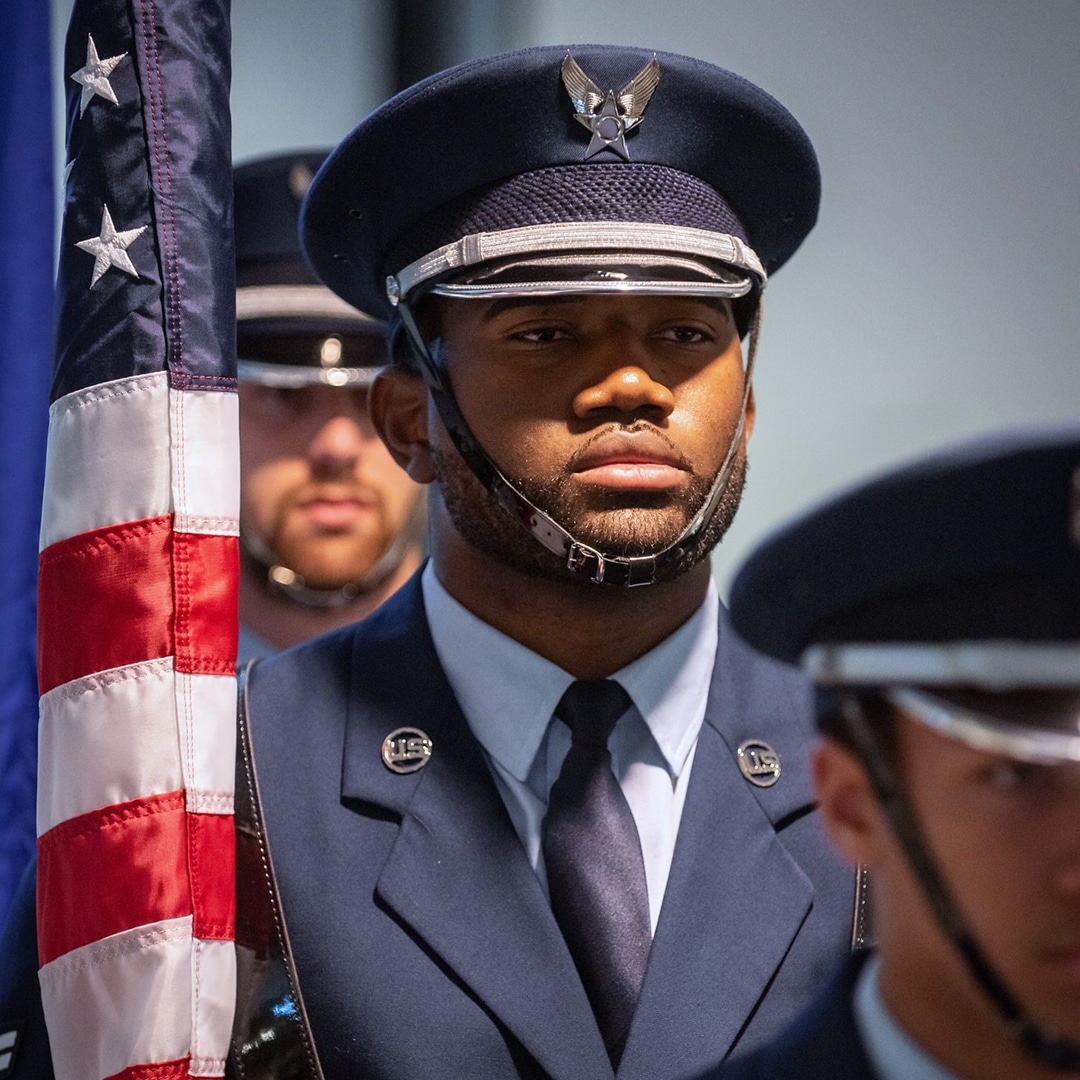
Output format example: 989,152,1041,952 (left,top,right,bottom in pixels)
237,622,275,667
854,955,959,1080
421,562,718,934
